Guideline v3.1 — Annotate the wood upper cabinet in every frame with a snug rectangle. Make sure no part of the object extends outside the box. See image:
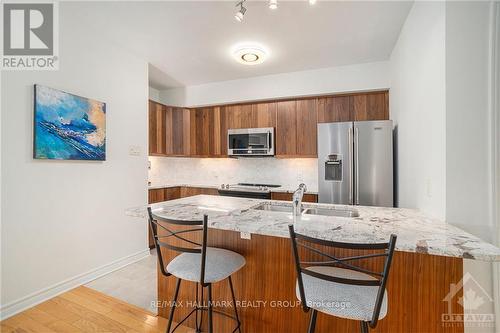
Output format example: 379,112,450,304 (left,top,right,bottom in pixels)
170,107,191,156
148,91,388,158
224,102,276,129
317,96,352,123
149,101,167,155
190,107,225,157
276,99,317,157
149,101,191,157
191,108,210,156
276,101,297,156
254,102,277,128
226,104,255,129
352,91,389,121
296,99,317,156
